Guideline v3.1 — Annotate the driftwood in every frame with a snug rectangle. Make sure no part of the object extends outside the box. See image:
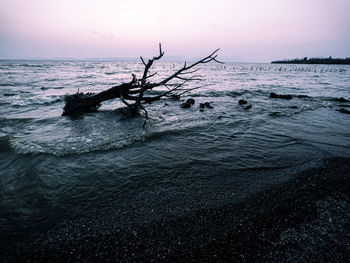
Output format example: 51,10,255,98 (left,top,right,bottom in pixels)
62,44,222,123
